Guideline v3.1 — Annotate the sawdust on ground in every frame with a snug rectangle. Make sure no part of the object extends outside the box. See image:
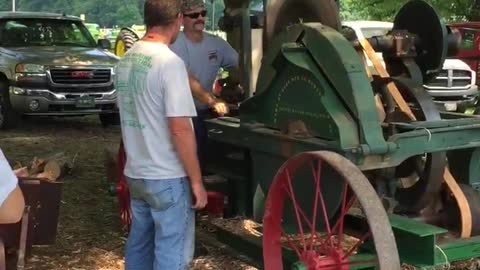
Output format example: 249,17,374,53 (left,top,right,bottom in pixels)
2,116,480,270
1,116,255,270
